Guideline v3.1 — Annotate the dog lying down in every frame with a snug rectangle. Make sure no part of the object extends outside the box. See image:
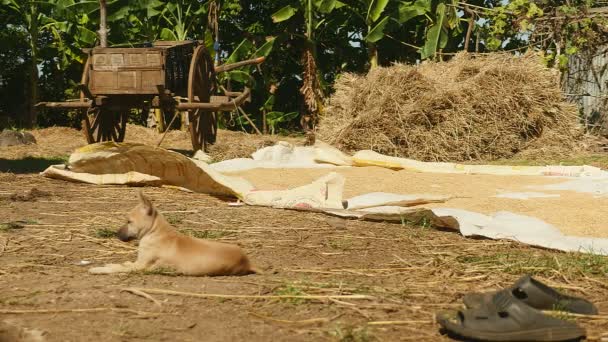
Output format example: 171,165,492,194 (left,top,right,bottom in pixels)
89,192,256,276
